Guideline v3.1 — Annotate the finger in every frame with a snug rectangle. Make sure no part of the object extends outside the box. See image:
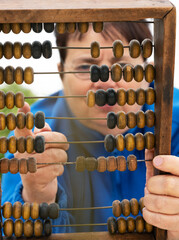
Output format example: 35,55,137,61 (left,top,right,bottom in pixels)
34,122,52,134
144,193,179,215
145,149,154,183
18,102,31,114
